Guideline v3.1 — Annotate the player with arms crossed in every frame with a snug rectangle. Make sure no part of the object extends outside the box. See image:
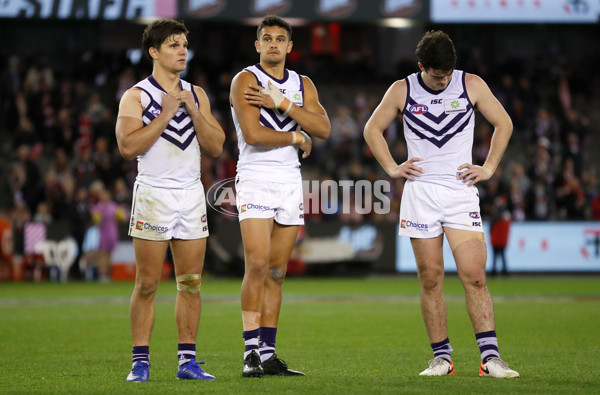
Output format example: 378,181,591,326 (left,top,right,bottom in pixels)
116,19,225,382
364,31,519,378
230,15,331,377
